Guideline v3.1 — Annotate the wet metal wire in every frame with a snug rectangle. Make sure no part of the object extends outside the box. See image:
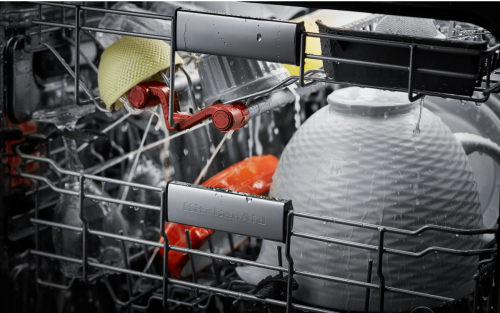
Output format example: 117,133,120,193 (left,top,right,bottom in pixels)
20,2,500,313
15,152,499,312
